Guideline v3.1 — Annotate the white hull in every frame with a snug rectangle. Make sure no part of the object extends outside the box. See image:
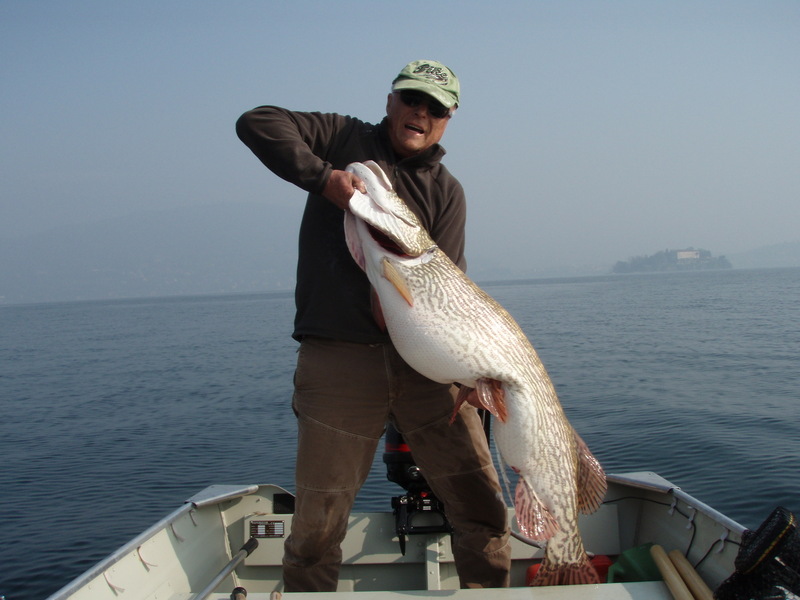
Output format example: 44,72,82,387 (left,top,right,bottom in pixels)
48,472,745,600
